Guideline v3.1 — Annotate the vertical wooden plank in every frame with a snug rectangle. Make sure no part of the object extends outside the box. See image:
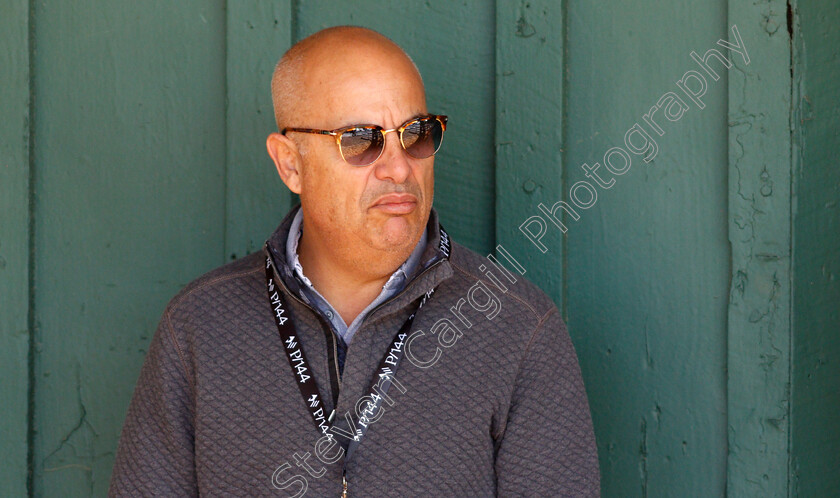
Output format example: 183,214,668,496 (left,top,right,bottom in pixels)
495,0,565,305
790,0,840,495
295,0,497,254
726,1,793,496
0,1,31,495
565,1,730,496
225,1,294,260
31,2,227,496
